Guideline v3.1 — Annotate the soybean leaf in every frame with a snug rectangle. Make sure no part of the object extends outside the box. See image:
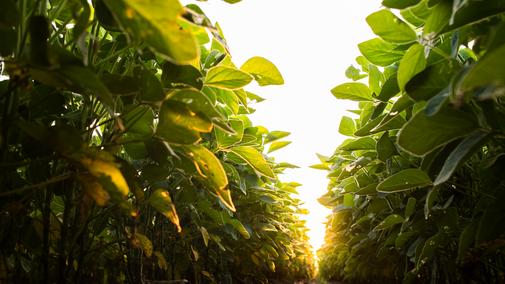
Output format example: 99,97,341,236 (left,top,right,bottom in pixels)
267,141,291,154
331,83,373,102
405,197,416,219
366,10,418,44
461,45,505,91
376,73,400,102
216,119,244,148
228,146,275,179
416,232,444,268
161,61,203,90
358,38,404,67
435,130,493,185
339,116,356,136
396,231,417,250
205,66,253,90
406,59,461,102
156,99,212,145
345,65,368,81
376,132,398,163
105,0,198,63
264,131,291,144
382,0,421,9
377,169,432,193
229,219,250,239
338,137,376,151
398,43,425,92
182,144,234,211
149,189,181,232
239,57,284,86
374,214,405,231
423,0,452,35
436,207,458,233
369,64,385,95
397,106,480,156
457,220,479,263
133,65,167,103
439,0,505,35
